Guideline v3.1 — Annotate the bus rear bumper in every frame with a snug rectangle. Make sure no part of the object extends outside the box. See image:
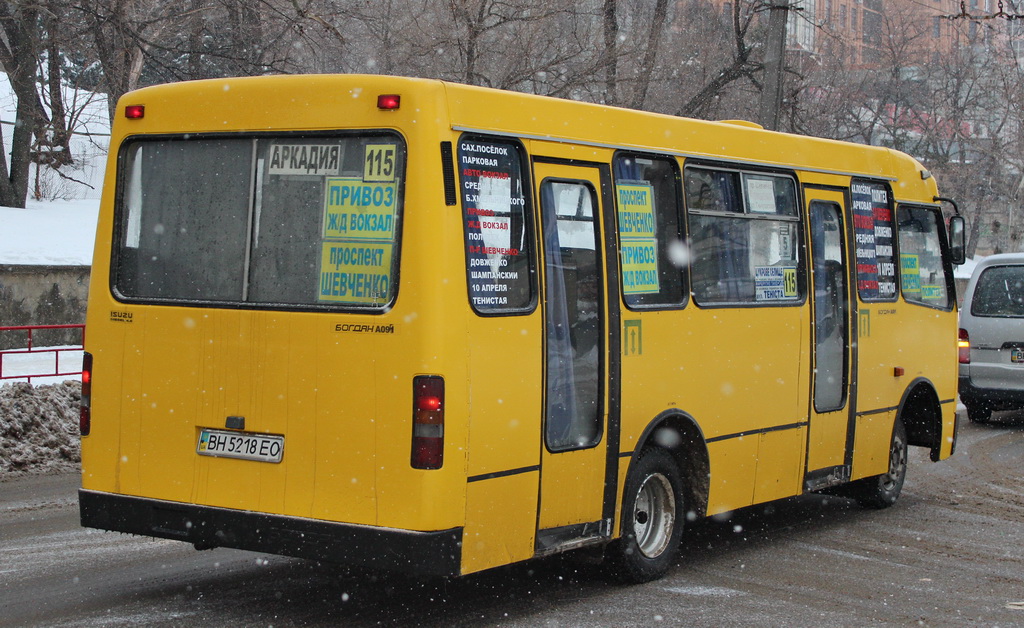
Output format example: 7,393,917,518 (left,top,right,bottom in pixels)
79,489,463,577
